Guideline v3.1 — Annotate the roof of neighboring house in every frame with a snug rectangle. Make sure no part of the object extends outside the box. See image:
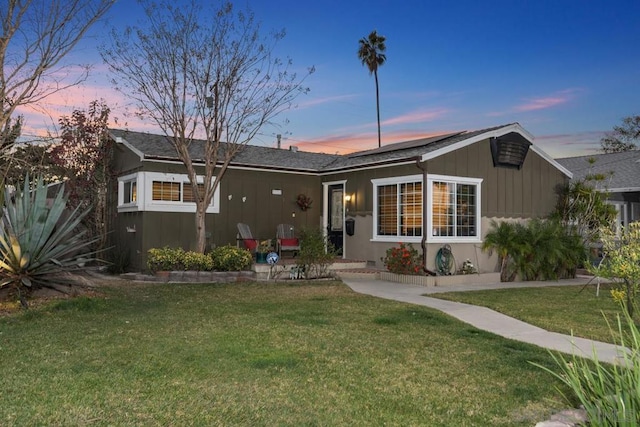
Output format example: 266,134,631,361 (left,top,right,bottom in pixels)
556,150,640,192
110,123,571,176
